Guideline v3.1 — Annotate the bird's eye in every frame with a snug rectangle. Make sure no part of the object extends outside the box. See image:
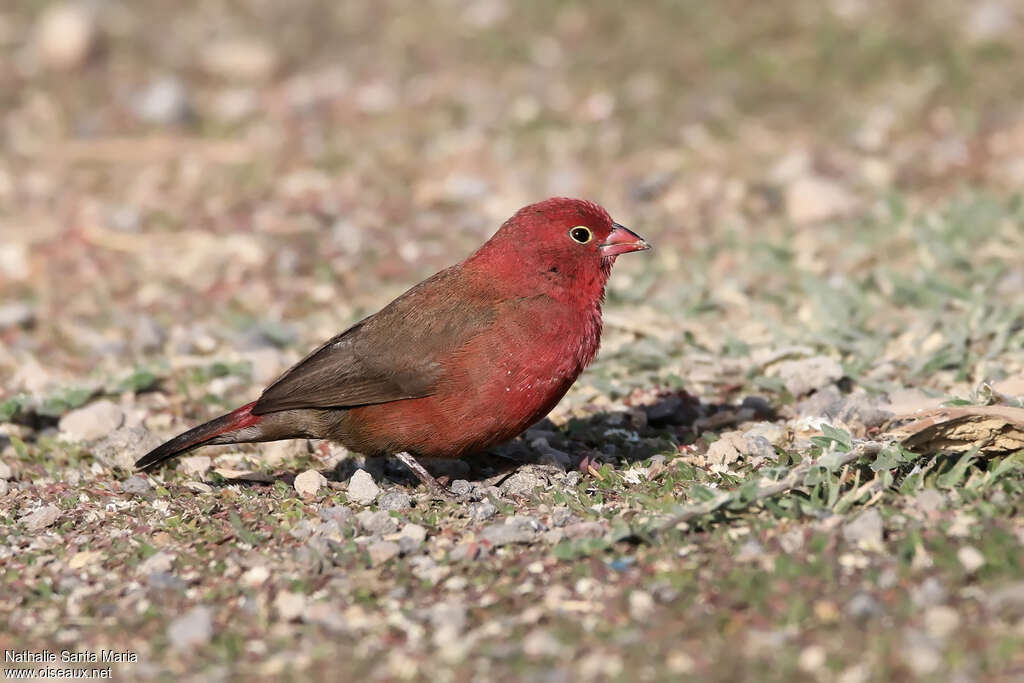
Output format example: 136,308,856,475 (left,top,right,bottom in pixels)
569,226,593,244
